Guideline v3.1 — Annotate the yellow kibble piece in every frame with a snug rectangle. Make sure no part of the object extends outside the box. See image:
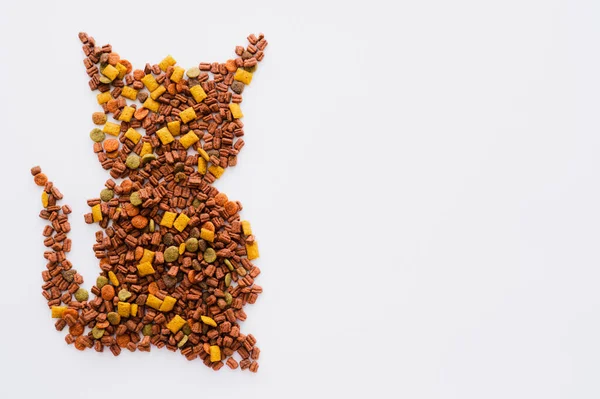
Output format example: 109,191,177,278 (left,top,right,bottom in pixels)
140,142,153,157
246,242,260,260
41,191,48,208
179,242,186,255
241,221,252,236
159,55,177,71
92,204,102,222
170,66,185,83
121,86,138,100
140,249,155,264
137,261,155,276
97,91,112,104
198,147,209,161
118,106,135,122
103,122,121,136
209,345,221,362
141,74,159,91
179,131,199,149
102,64,119,81
143,97,160,112
117,302,131,317
179,107,197,124
173,213,190,232
166,314,186,333
108,271,120,286
131,303,138,317
200,315,217,327
208,165,225,179
200,228,214,242
51,306,66,318
189,85,207,103
156,127,174,145
167,120,181,136
159,296,177,312
146,294,163,310
124,128,142,144
234,68,253,85
160,211,177,228
198,157,207,174
150,85,166,100
116,63,127,79
228,103,243,119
